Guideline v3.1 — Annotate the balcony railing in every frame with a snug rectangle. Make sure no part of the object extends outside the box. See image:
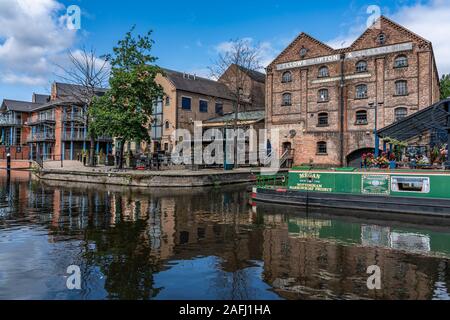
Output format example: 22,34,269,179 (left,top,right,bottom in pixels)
0,117,22,126
62,131,113,142
62,113,86,122
28,115,56,125
27,132,56,142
